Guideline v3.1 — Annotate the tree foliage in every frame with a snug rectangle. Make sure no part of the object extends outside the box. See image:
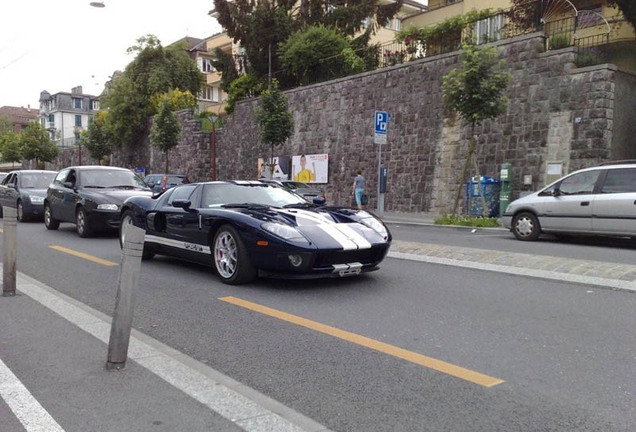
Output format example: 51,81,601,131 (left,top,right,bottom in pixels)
442,44,511,215
225,73,266,114
279,25,365,86
83,110,113,162
254,79,294,164
210,47,240,93
0,131,22,164
150,88,197,112
608,0,636,30
101,34,203,151
0,115,13,137
149,100,181,173
19,122,58,165
212,0,400,89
